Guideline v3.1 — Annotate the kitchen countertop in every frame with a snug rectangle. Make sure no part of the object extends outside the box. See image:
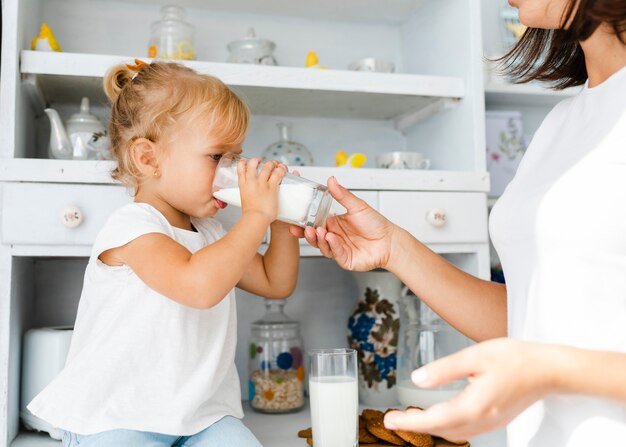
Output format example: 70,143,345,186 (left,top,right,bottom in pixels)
243,401,507,447
11,402,506,446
